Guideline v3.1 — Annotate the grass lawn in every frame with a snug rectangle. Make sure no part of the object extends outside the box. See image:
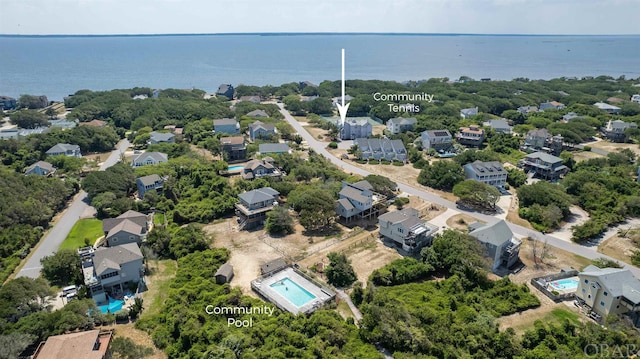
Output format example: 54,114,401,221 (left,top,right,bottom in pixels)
59,218,103,250
153,213,165,226
547,308,581,326
140,260,178,319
